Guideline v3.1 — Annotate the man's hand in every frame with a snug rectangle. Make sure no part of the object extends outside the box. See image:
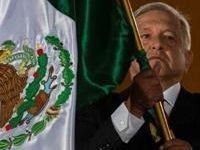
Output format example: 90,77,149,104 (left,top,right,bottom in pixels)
160,139,192,150
126,68,163,117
